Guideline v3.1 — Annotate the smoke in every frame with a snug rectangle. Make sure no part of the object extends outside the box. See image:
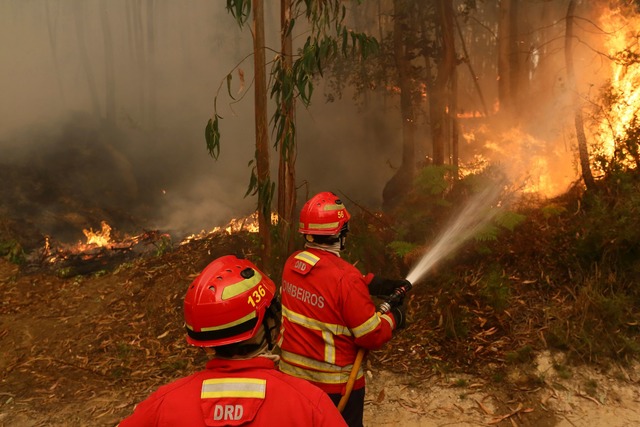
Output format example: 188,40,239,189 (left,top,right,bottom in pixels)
0,1,627,248
0,1,403,247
